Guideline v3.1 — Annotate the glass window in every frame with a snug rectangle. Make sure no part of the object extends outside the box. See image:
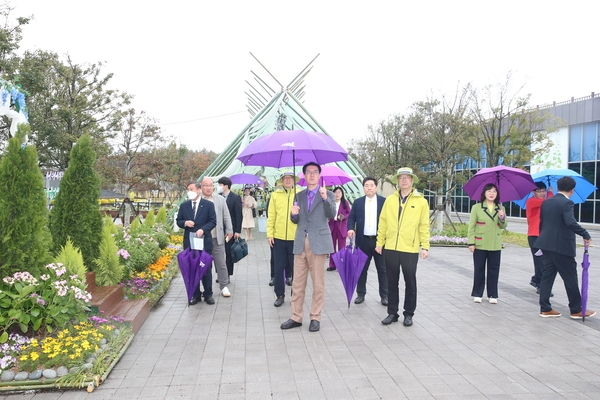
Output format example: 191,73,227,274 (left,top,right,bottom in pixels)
569,126,582,162
581,162,595,200
583,123,597,160
580,200,594,223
